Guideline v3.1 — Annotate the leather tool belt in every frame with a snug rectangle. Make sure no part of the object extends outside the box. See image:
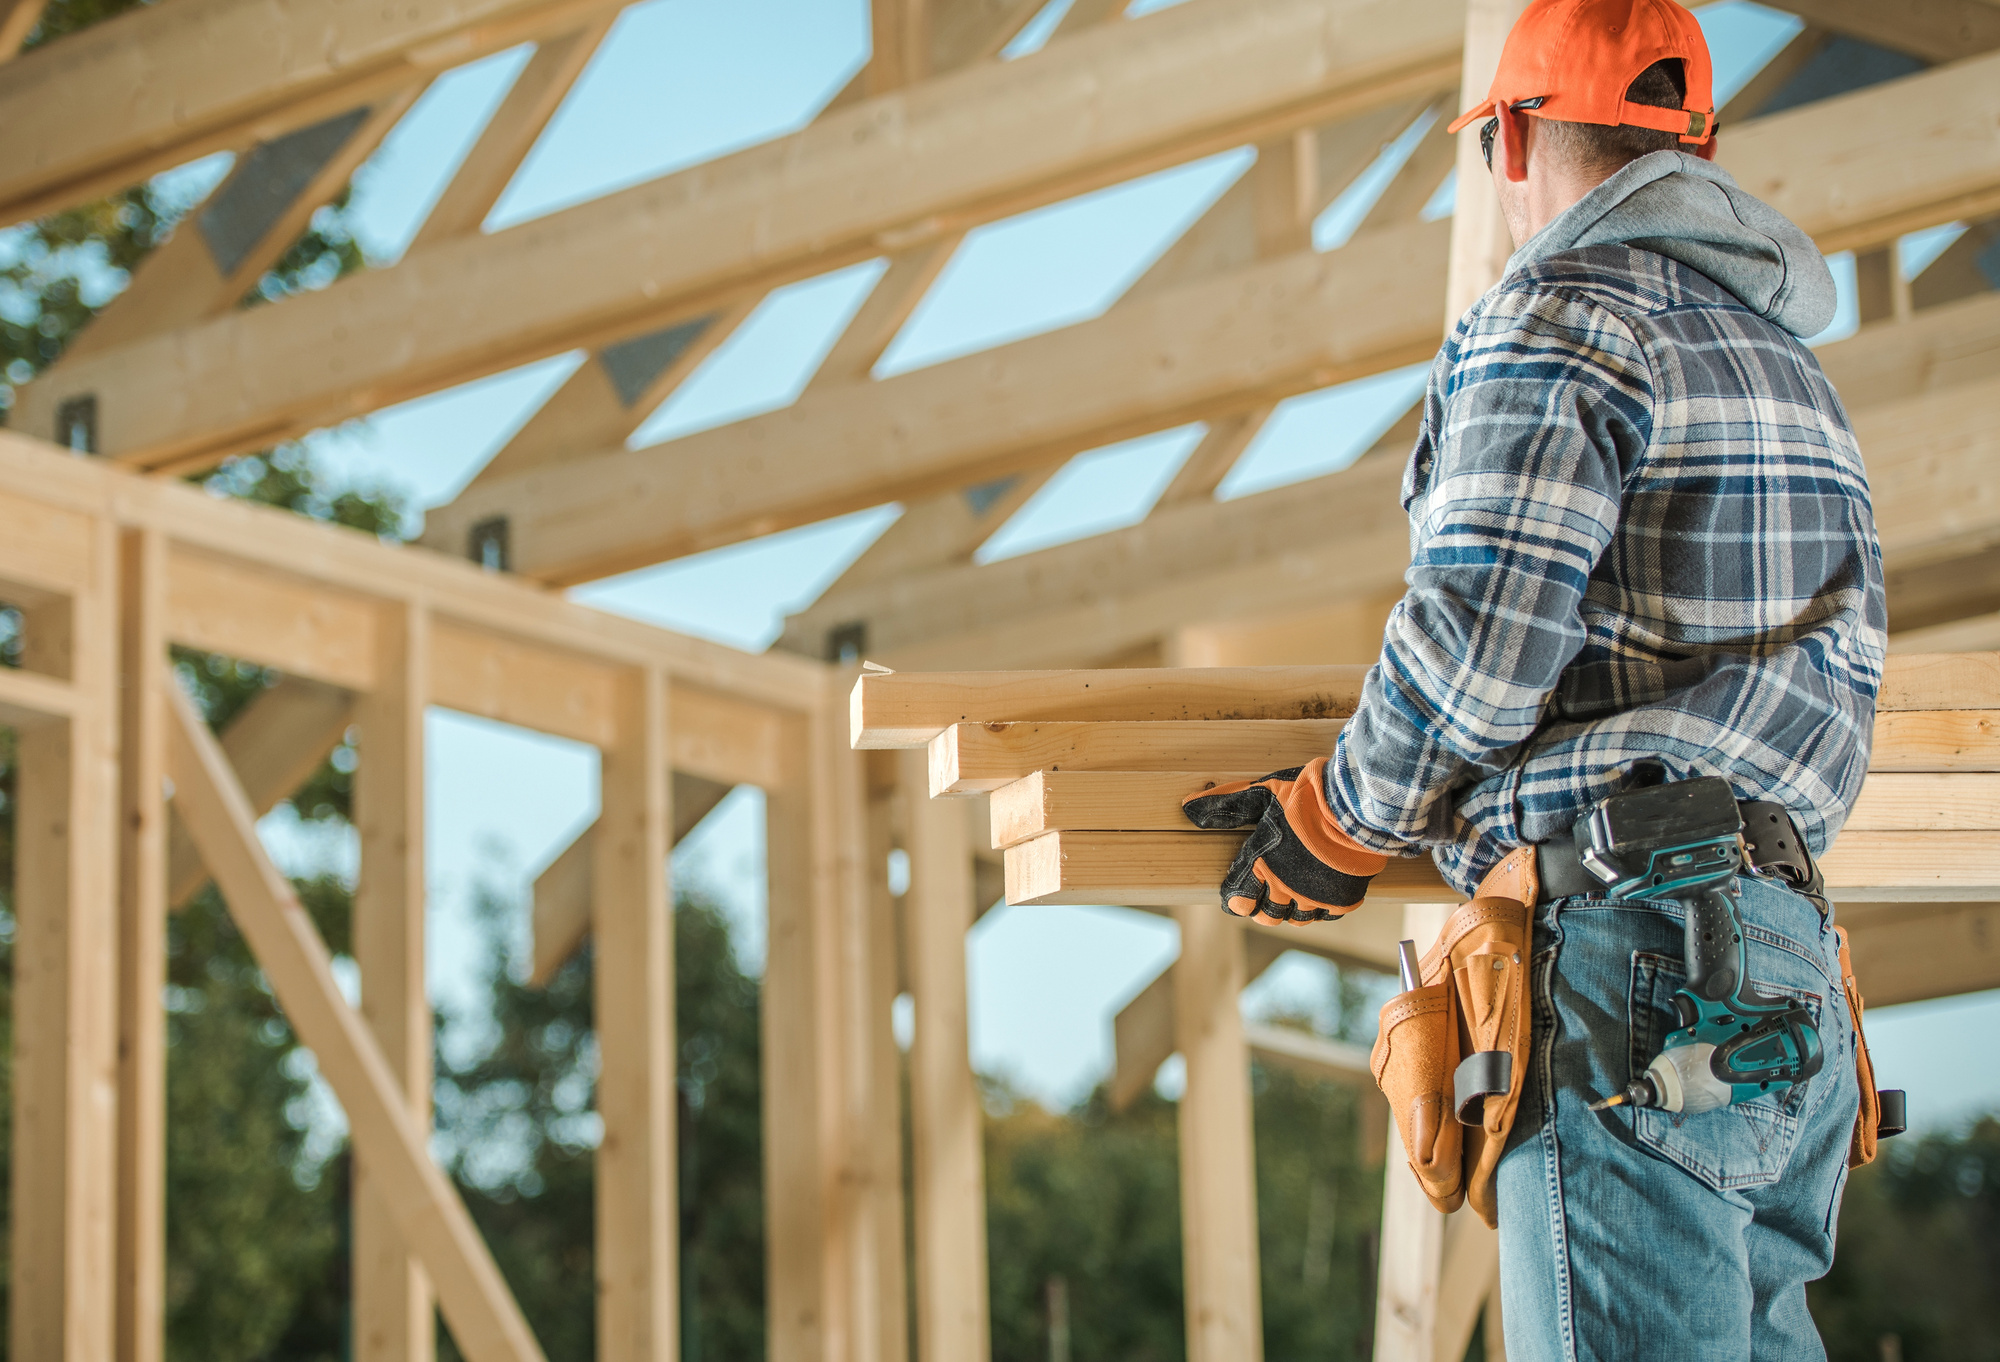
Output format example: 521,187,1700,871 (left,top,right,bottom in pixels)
1371,807,1892,1228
